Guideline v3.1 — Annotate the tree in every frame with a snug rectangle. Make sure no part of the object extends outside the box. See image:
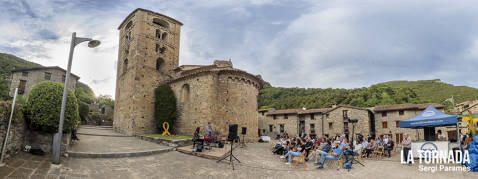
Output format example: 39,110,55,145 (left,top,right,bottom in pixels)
78,100,89,121
97,94,114,109
154,84,177,134
25,81,80,133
